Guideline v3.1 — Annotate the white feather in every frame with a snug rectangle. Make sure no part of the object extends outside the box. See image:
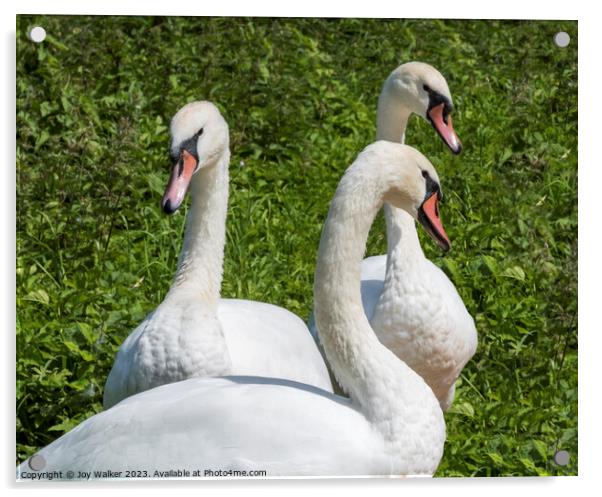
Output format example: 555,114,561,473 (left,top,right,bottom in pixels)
310,62,477,410
104,101,332,409
18,142,445,479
